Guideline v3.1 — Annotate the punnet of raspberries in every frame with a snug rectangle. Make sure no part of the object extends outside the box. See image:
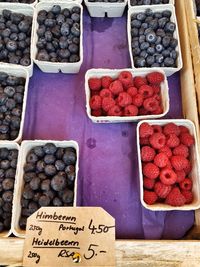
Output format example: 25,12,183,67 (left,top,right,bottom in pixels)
88,71,165,117
139,122,195,207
